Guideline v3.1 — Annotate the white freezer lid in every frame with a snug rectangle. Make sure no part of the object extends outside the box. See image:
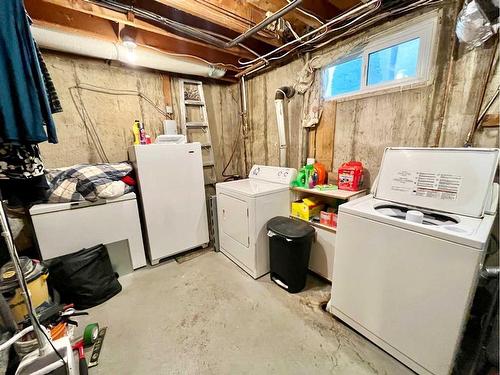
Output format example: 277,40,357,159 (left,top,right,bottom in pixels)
374,148,499,218
216,179,289,197
30,192,137,215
